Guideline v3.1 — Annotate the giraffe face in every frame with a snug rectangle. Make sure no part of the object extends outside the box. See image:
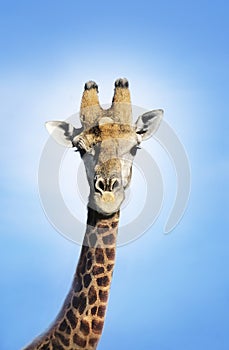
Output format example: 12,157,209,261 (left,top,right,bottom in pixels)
46,79,163,215
77,122,141,215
